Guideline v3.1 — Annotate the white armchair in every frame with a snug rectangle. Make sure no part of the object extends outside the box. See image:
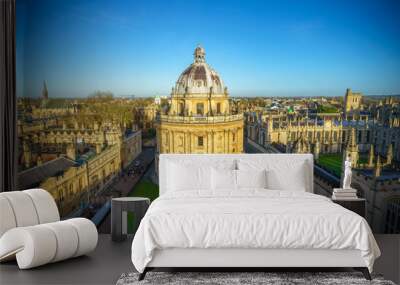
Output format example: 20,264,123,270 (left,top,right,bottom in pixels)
0,189,98,269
